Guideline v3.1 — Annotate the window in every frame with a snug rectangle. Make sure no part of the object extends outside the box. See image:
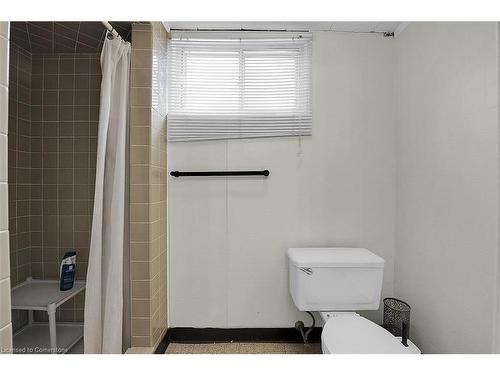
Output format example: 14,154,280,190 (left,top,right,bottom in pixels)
167,31,312,141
